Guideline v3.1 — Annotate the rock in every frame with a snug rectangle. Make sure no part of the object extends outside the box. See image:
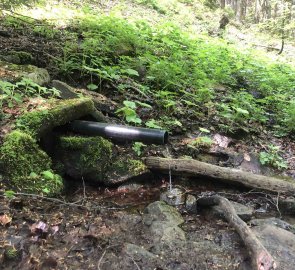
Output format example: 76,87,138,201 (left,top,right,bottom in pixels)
124,243,158,261
252,224,295,269
51,80,78,99
149,221,186,243
52,79,118,117
56,135,113,184
250,217,295,233
105,156,148,185
77,88,119,115
160,187,186,206
16,98,96,138
0,130,63,195
279,196,295,214
143,201,186,244
143,201,184,226
185,194,197,213
238,153,262,174
56,136,147,185
0,60,49,86
205,201,254,222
